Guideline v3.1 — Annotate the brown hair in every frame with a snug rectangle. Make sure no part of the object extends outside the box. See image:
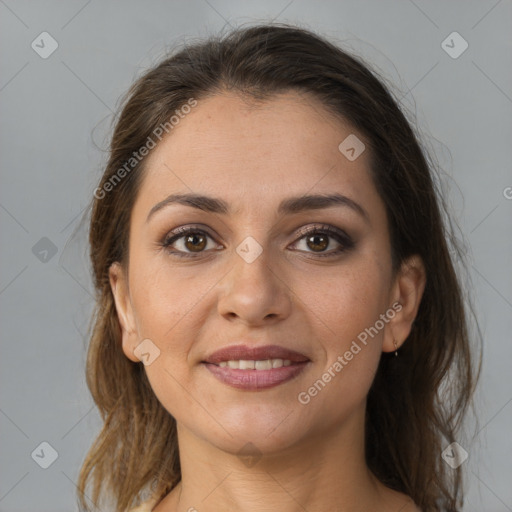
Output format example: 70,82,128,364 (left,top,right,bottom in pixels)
77,23,481,512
